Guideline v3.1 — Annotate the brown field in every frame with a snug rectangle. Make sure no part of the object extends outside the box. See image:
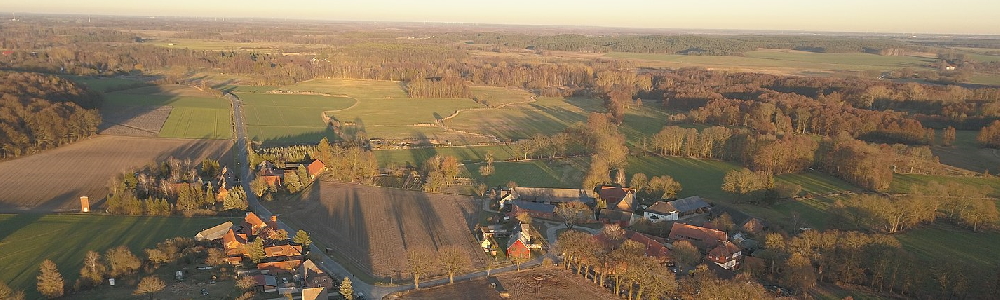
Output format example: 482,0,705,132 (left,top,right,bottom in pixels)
99,105,173,136
0,135,232,212
396,267,617,300
267,182,487,280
